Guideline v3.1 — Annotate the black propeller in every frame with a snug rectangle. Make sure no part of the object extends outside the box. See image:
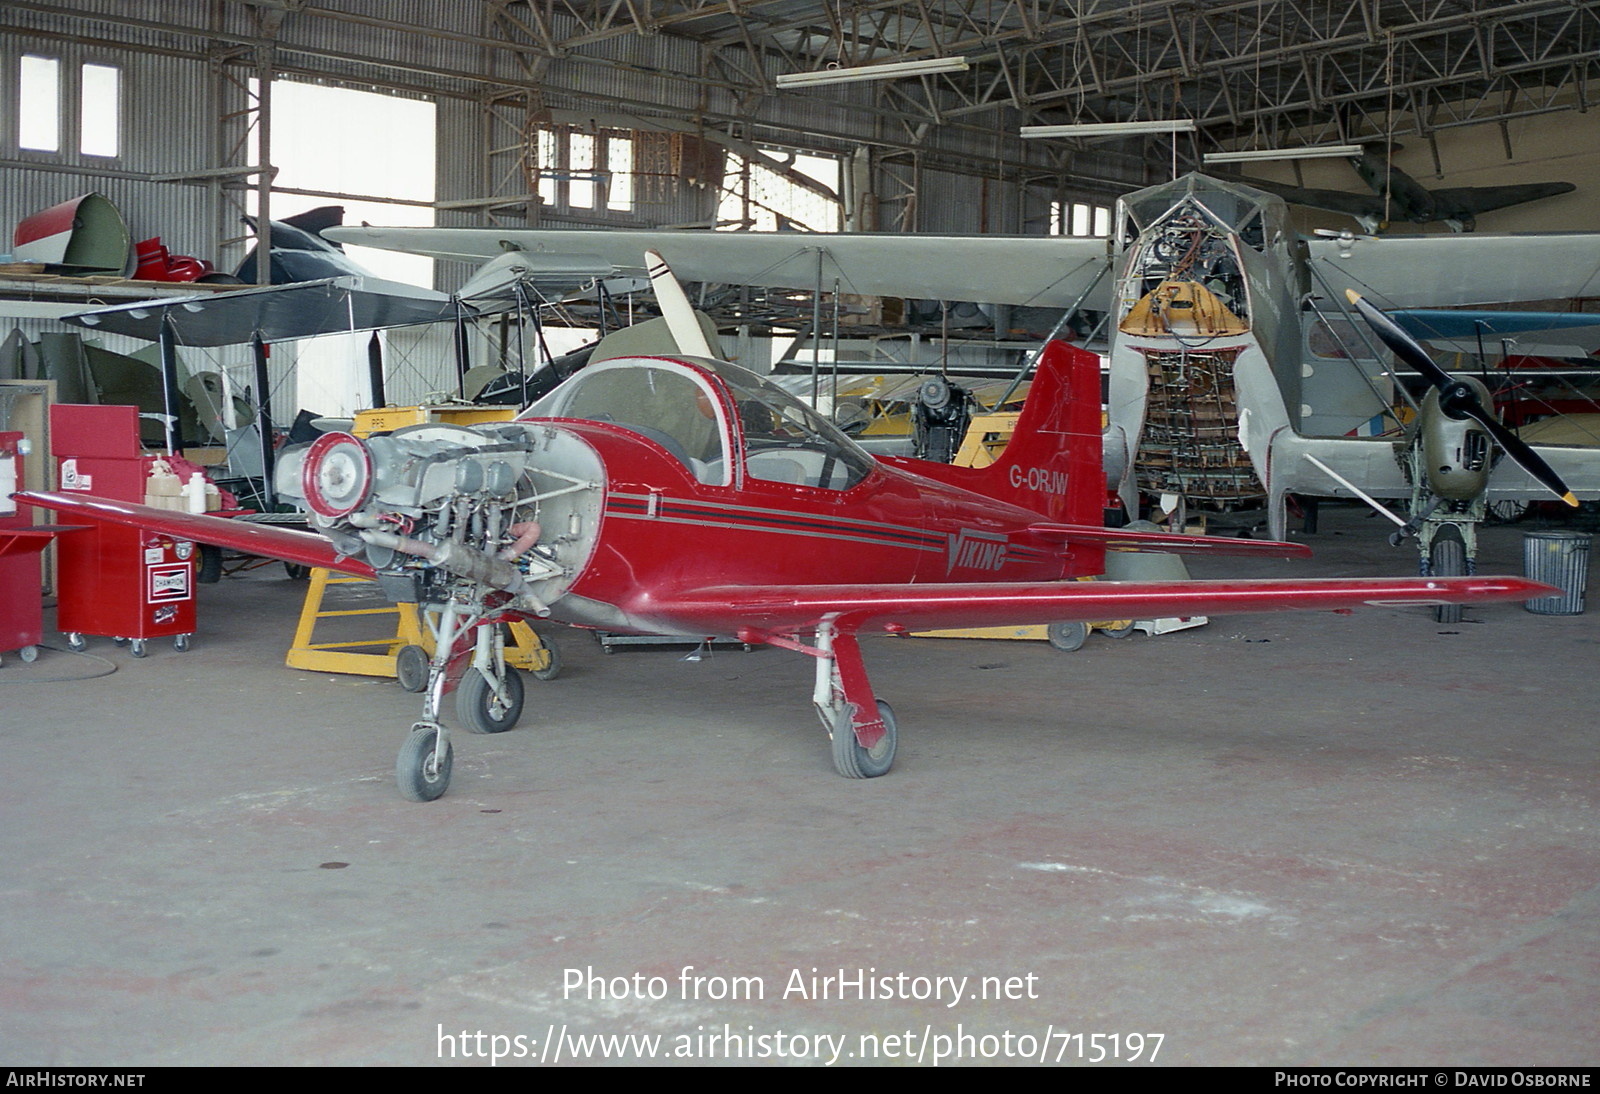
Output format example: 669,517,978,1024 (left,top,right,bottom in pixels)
1346,290,1579,508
